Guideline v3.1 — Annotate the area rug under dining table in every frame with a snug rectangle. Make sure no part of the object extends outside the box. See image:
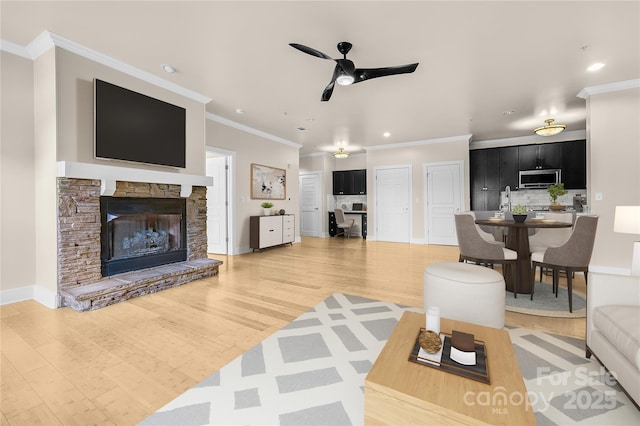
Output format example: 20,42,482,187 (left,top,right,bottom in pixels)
140,293,638,426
